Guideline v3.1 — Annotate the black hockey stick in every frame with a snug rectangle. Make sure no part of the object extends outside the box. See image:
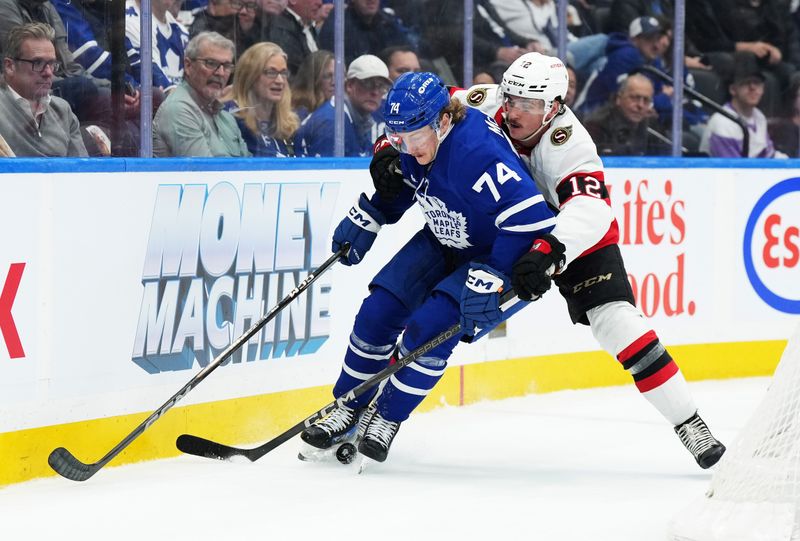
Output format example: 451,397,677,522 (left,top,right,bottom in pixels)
175,291,519,462
48,244,349,482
